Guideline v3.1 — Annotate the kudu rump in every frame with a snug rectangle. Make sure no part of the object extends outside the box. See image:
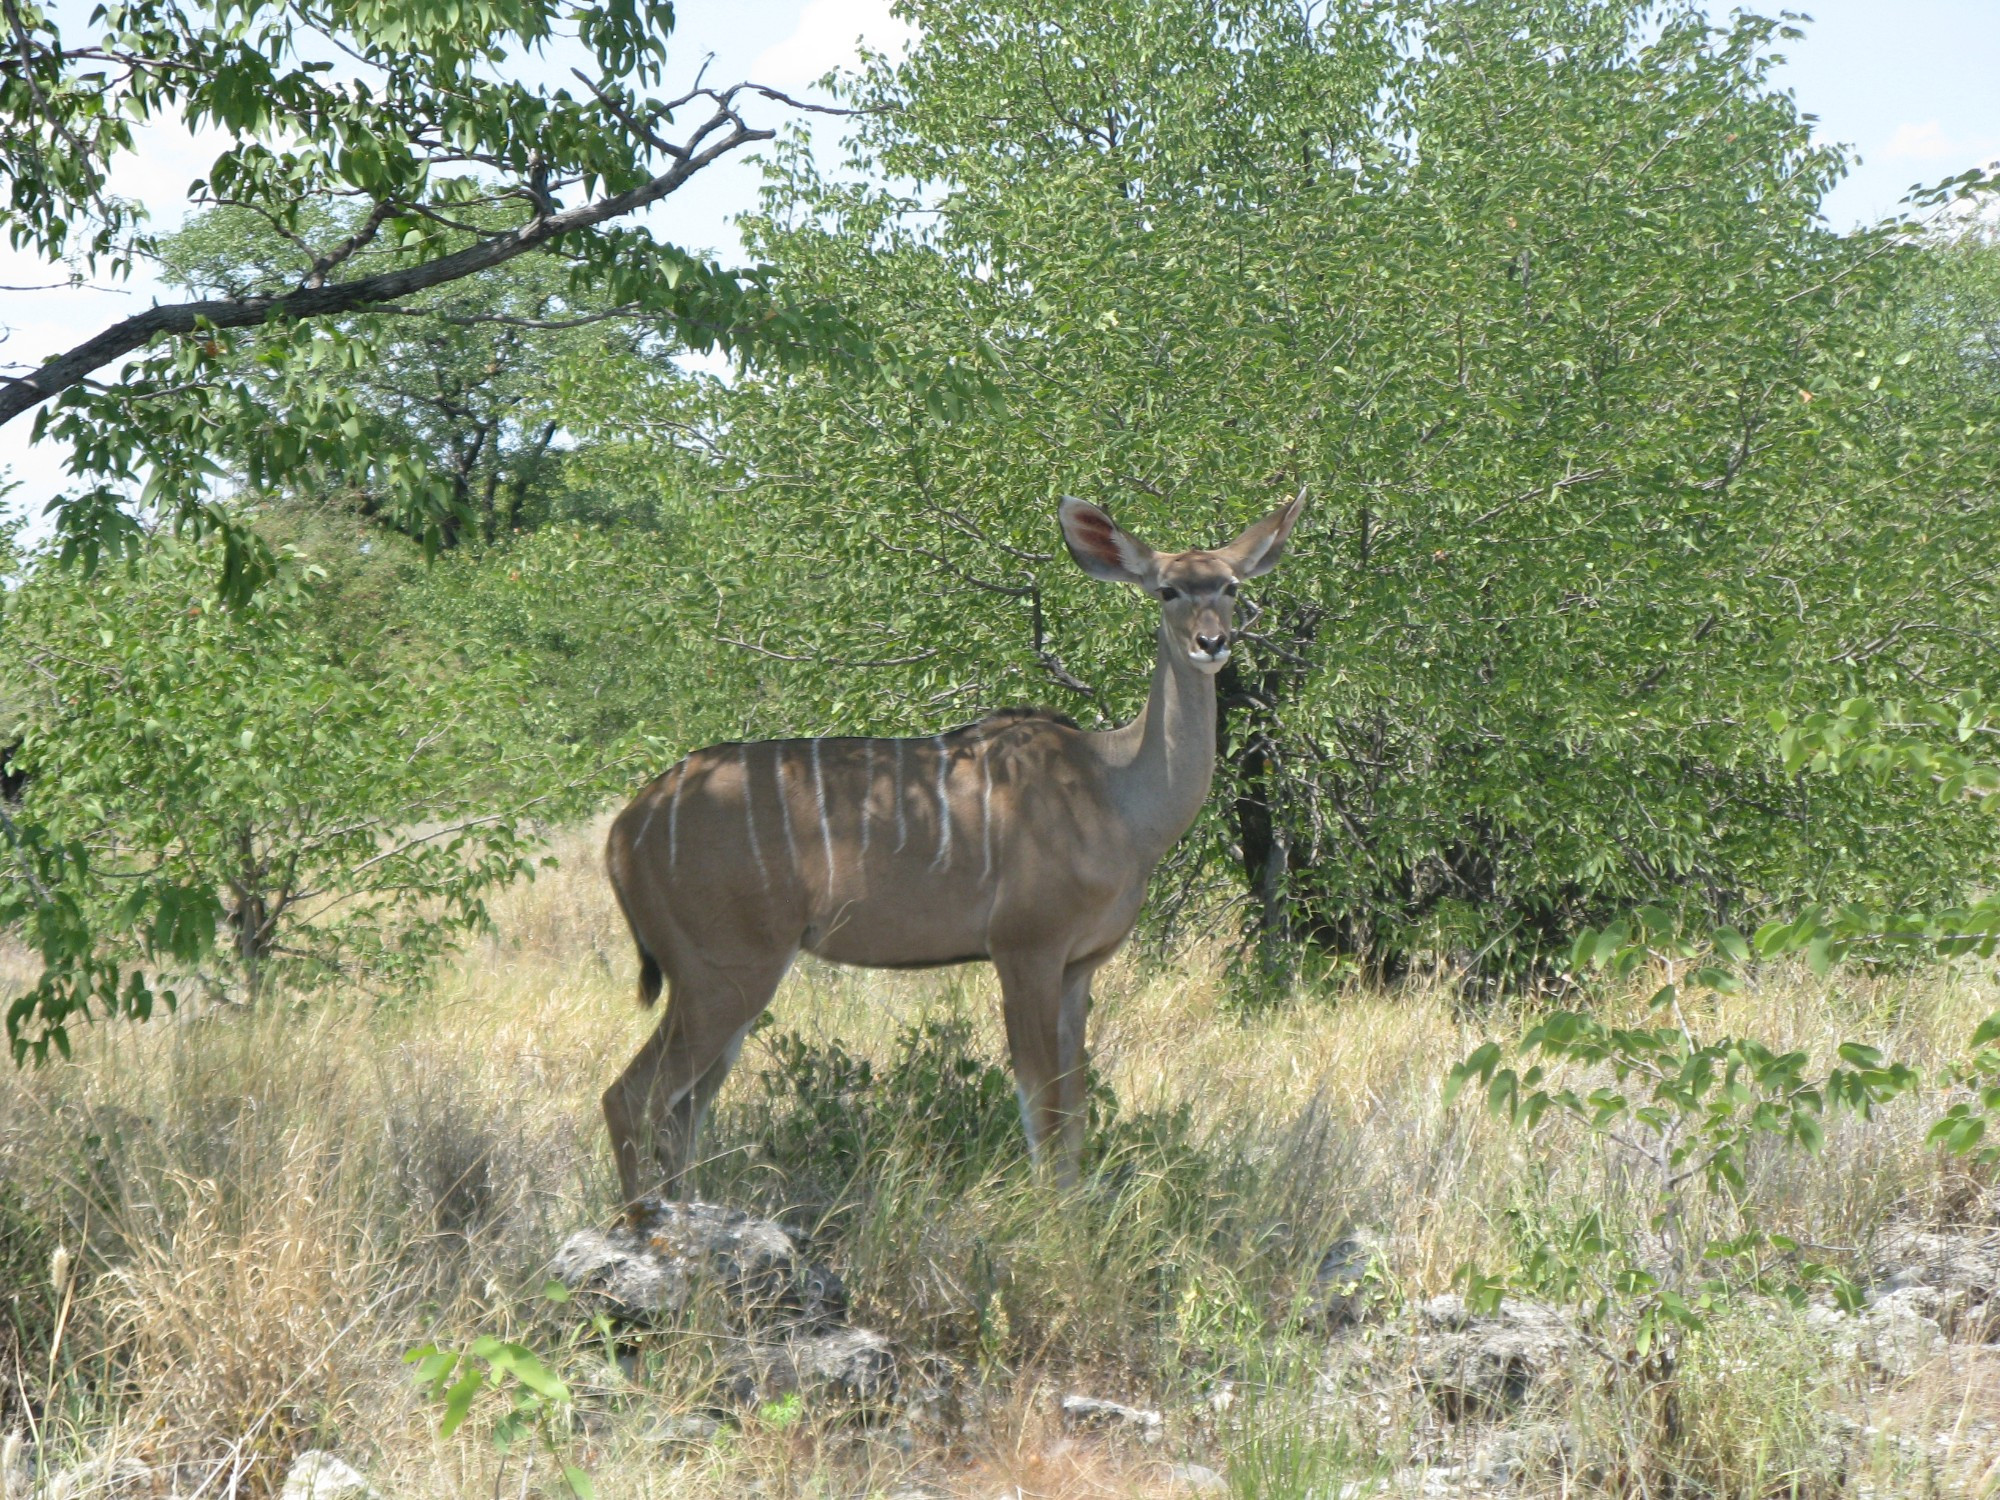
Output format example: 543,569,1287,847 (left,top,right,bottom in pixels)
603,493,1306,1204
